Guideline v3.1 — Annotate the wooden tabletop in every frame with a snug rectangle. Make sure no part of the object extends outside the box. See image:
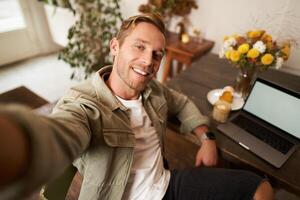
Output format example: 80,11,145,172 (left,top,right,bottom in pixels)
162,32,214,83
167,53,300,195
0,86,48,109
166,32,215,58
